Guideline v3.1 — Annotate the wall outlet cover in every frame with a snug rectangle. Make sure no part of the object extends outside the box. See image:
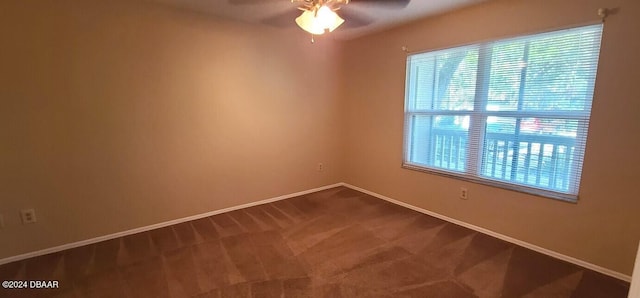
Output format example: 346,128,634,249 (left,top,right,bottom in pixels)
20,209,37,224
